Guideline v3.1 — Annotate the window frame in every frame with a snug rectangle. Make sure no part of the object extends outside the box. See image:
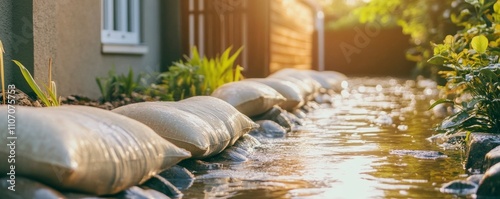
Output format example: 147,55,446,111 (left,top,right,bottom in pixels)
101,0,140,45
